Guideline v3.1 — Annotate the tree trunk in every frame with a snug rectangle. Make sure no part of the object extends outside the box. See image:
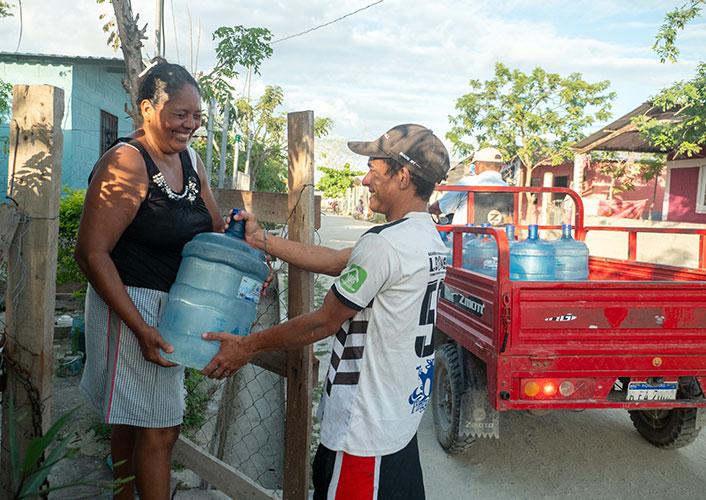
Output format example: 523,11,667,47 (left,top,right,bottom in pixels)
112,0,147,129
